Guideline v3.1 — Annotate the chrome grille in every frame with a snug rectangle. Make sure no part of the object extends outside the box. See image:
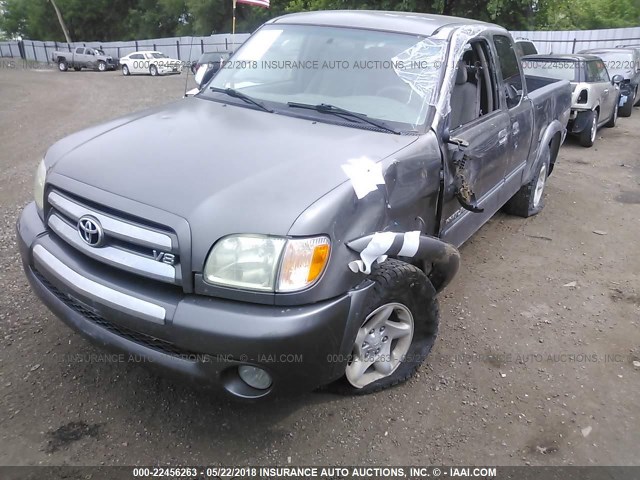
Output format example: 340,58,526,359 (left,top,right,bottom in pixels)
46,190,181,285
33,268,195,359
